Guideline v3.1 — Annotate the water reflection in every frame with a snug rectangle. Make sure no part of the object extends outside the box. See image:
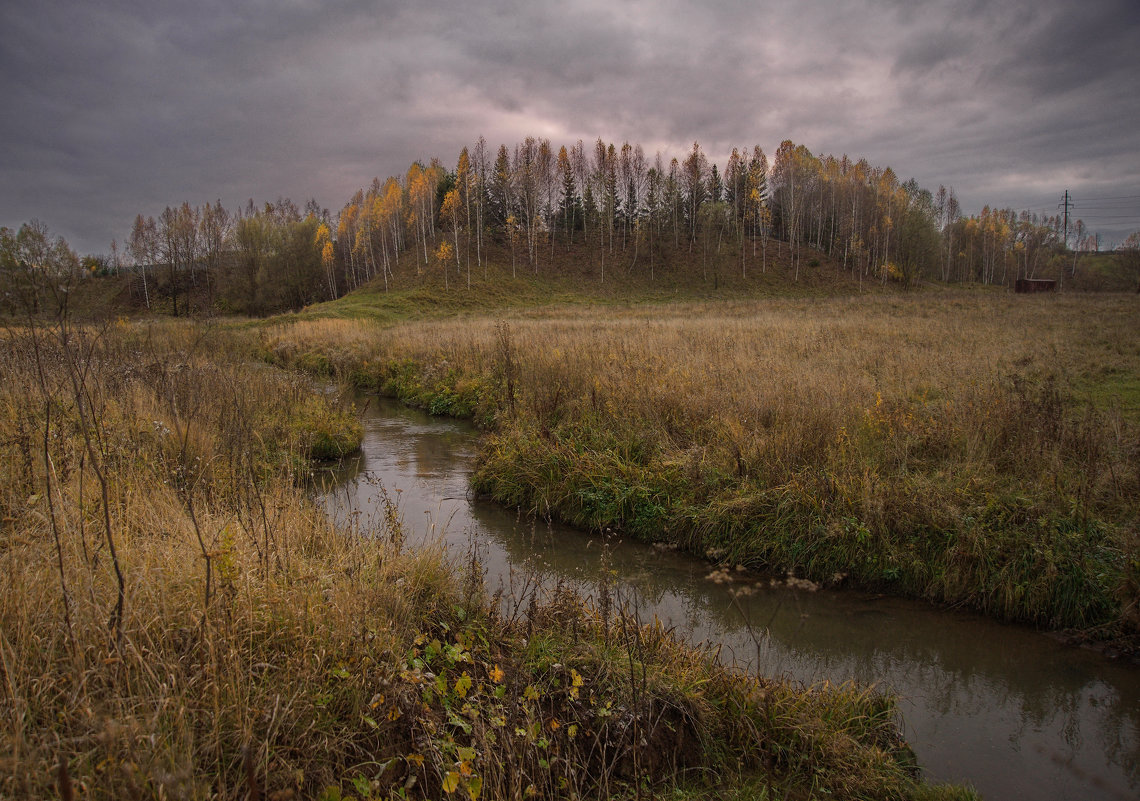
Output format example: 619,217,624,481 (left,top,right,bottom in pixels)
316,397,1140,801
